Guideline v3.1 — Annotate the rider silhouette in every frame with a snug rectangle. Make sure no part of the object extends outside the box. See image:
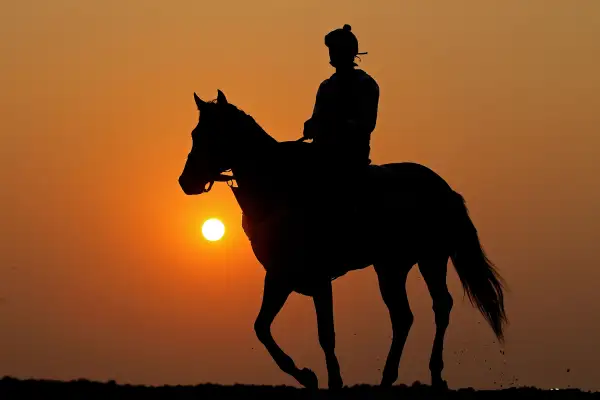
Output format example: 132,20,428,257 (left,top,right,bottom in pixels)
303,24,380,174
242,25,379,276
